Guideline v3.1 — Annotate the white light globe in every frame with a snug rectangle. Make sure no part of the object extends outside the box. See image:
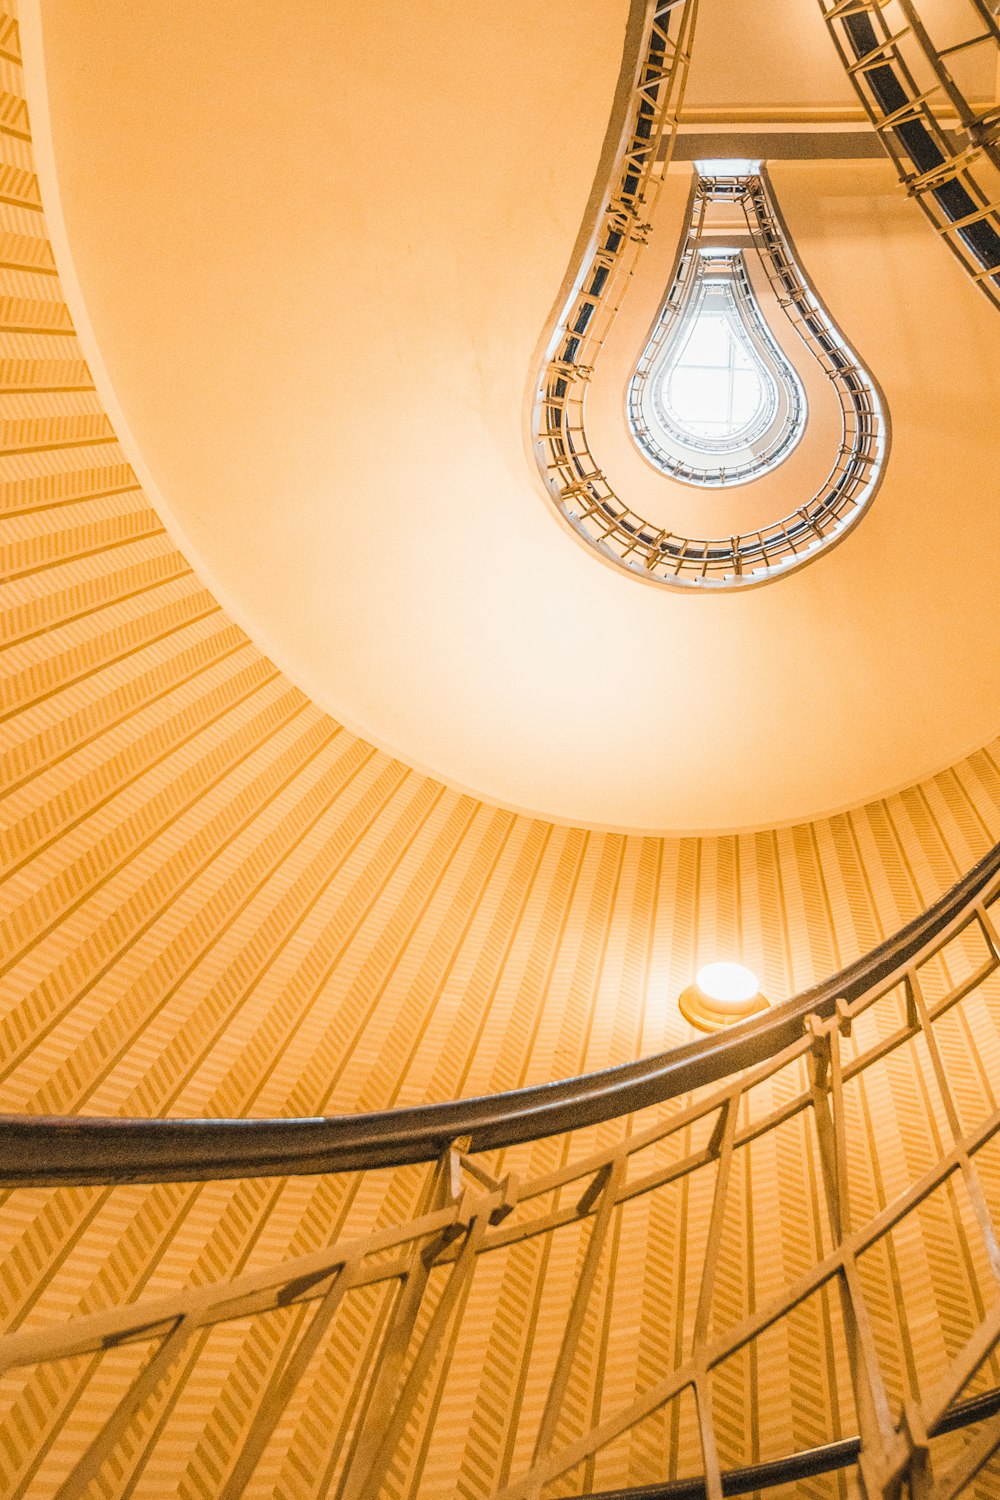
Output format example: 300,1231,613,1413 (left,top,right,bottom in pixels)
696,962,760,1008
